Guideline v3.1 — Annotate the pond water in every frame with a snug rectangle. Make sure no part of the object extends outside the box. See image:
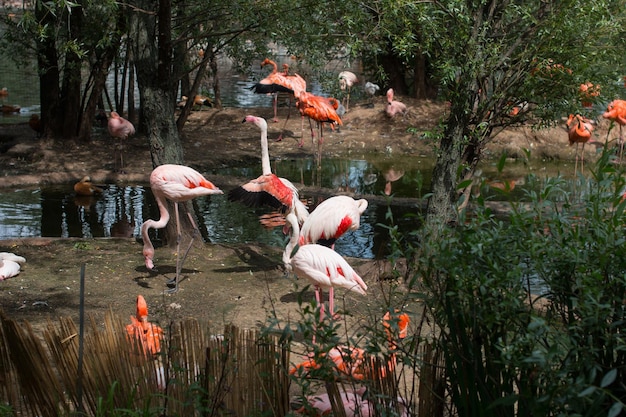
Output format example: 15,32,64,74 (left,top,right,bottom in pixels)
0,153,578,260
